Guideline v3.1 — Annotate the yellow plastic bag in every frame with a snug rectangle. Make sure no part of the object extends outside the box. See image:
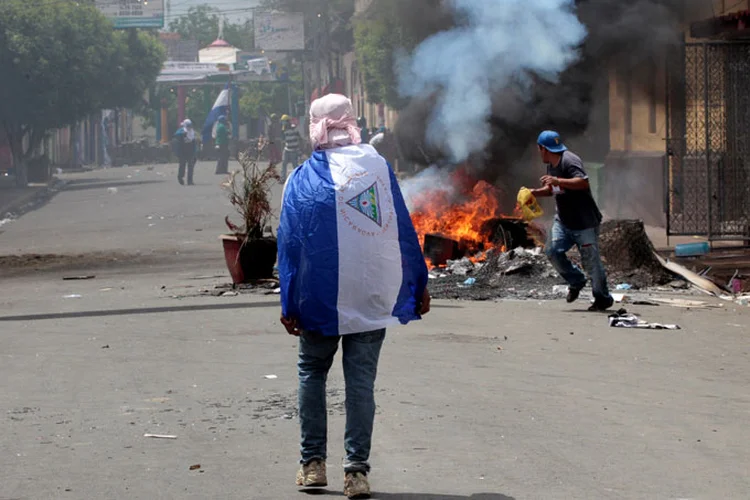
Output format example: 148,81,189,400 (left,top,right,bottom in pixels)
517,187,544,221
